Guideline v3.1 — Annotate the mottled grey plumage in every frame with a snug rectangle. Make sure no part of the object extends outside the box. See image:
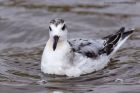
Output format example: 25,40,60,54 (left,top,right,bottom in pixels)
68,27,134,58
